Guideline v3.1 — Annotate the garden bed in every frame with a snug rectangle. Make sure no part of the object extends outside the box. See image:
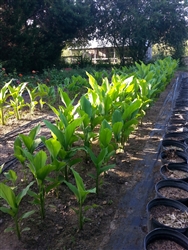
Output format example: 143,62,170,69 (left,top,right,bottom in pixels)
0,72,186,249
